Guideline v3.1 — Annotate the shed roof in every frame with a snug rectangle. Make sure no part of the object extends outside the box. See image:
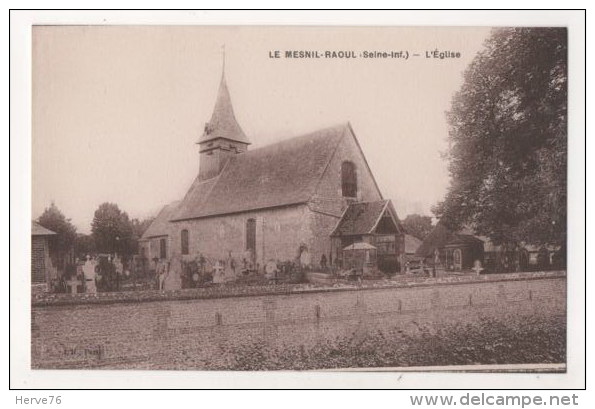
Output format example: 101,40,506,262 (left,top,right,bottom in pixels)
444,234,484,247
172,123,348,221
31,221,56,236
415,221,455,257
